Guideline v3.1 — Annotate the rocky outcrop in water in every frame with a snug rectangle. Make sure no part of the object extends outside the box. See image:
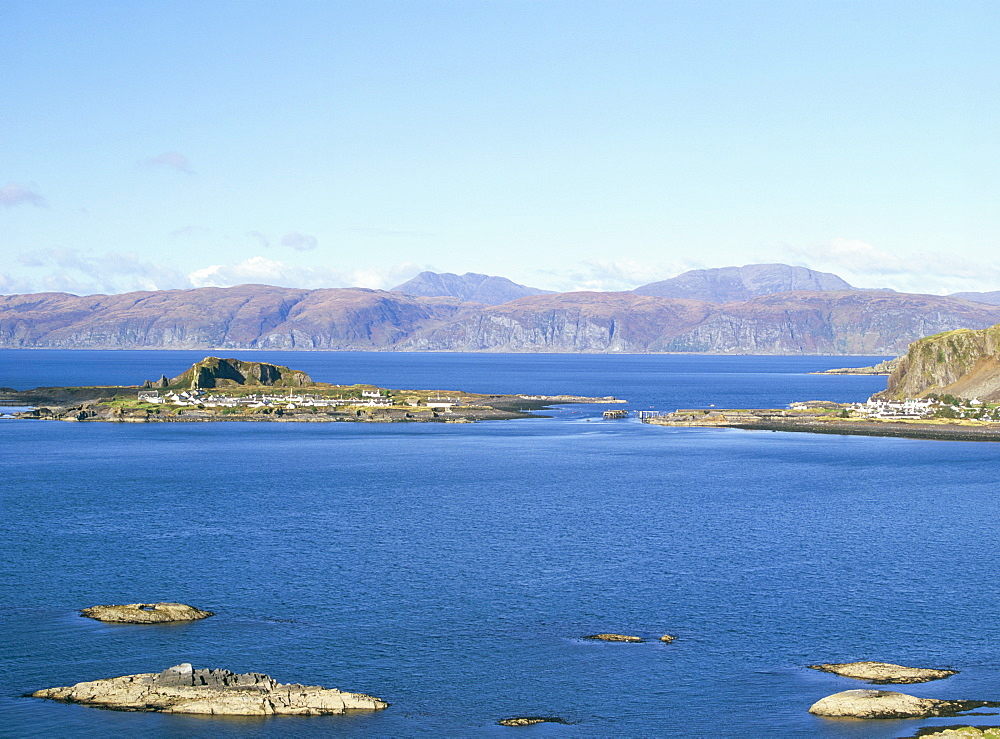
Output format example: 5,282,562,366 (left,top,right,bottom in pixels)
32,663,388,716
807,661,957,684
80,602,214,623
498,716,569,727
814,358,901,375
584,633,644,642
808,690,999,719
